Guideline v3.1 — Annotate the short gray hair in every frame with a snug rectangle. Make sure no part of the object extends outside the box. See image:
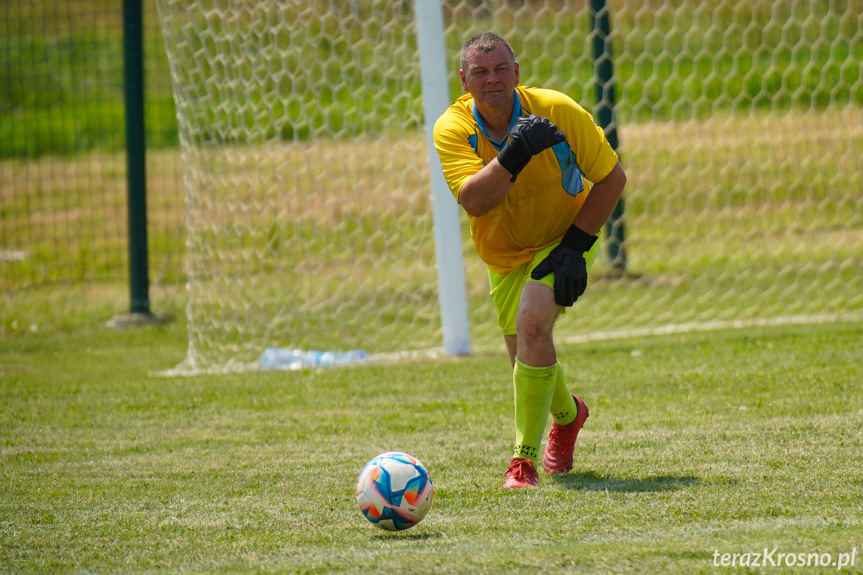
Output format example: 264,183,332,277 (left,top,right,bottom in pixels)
460,32,515,72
